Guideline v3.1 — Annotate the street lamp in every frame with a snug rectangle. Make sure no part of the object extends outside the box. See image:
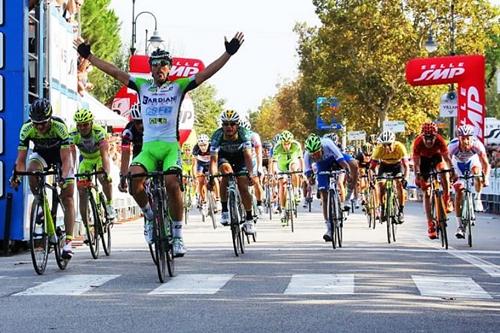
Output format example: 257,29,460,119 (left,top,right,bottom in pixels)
129,1,164,55
424,0,456,138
